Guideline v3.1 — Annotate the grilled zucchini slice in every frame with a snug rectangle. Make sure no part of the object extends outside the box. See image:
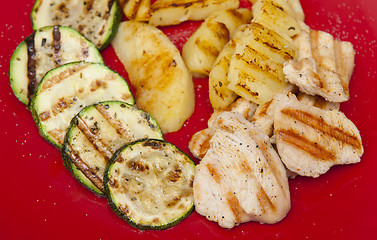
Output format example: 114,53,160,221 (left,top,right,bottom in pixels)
63,101,163,196
104,139,195,230
9,25,103,105
30,61,134,149
31,0,122,50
